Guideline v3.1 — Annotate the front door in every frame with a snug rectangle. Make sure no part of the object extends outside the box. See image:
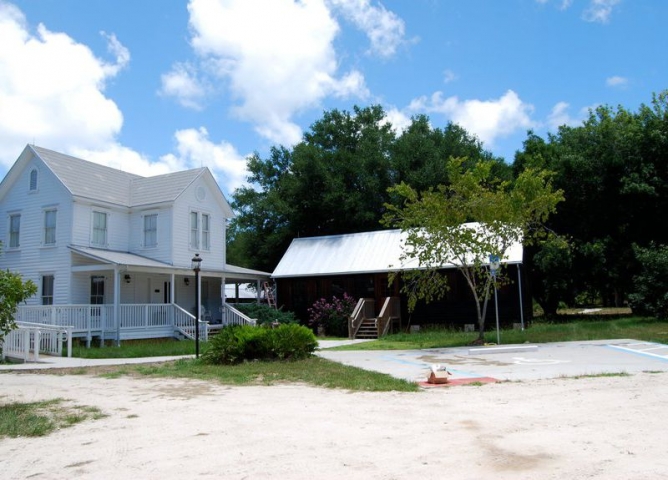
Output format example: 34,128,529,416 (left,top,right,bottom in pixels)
90,275,104,326
148,277,164,304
